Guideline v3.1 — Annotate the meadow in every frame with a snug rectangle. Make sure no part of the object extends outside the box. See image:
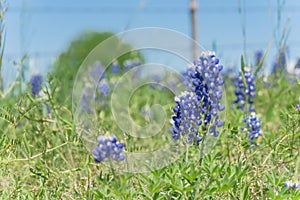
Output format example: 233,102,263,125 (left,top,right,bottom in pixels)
0,48,299,199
